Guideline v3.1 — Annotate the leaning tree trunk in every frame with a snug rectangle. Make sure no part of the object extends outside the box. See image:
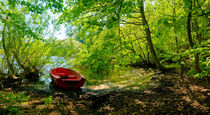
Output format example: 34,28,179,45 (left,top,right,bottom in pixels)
186,0,202,73
2,16,14,74
138,0,163,70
